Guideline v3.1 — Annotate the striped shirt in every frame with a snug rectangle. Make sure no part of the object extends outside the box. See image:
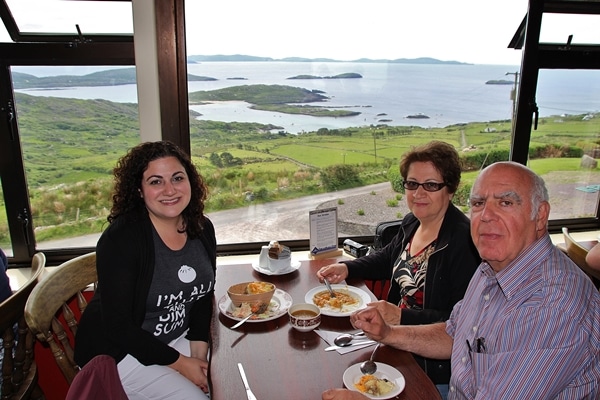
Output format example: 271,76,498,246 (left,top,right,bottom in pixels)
446,235,600,399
